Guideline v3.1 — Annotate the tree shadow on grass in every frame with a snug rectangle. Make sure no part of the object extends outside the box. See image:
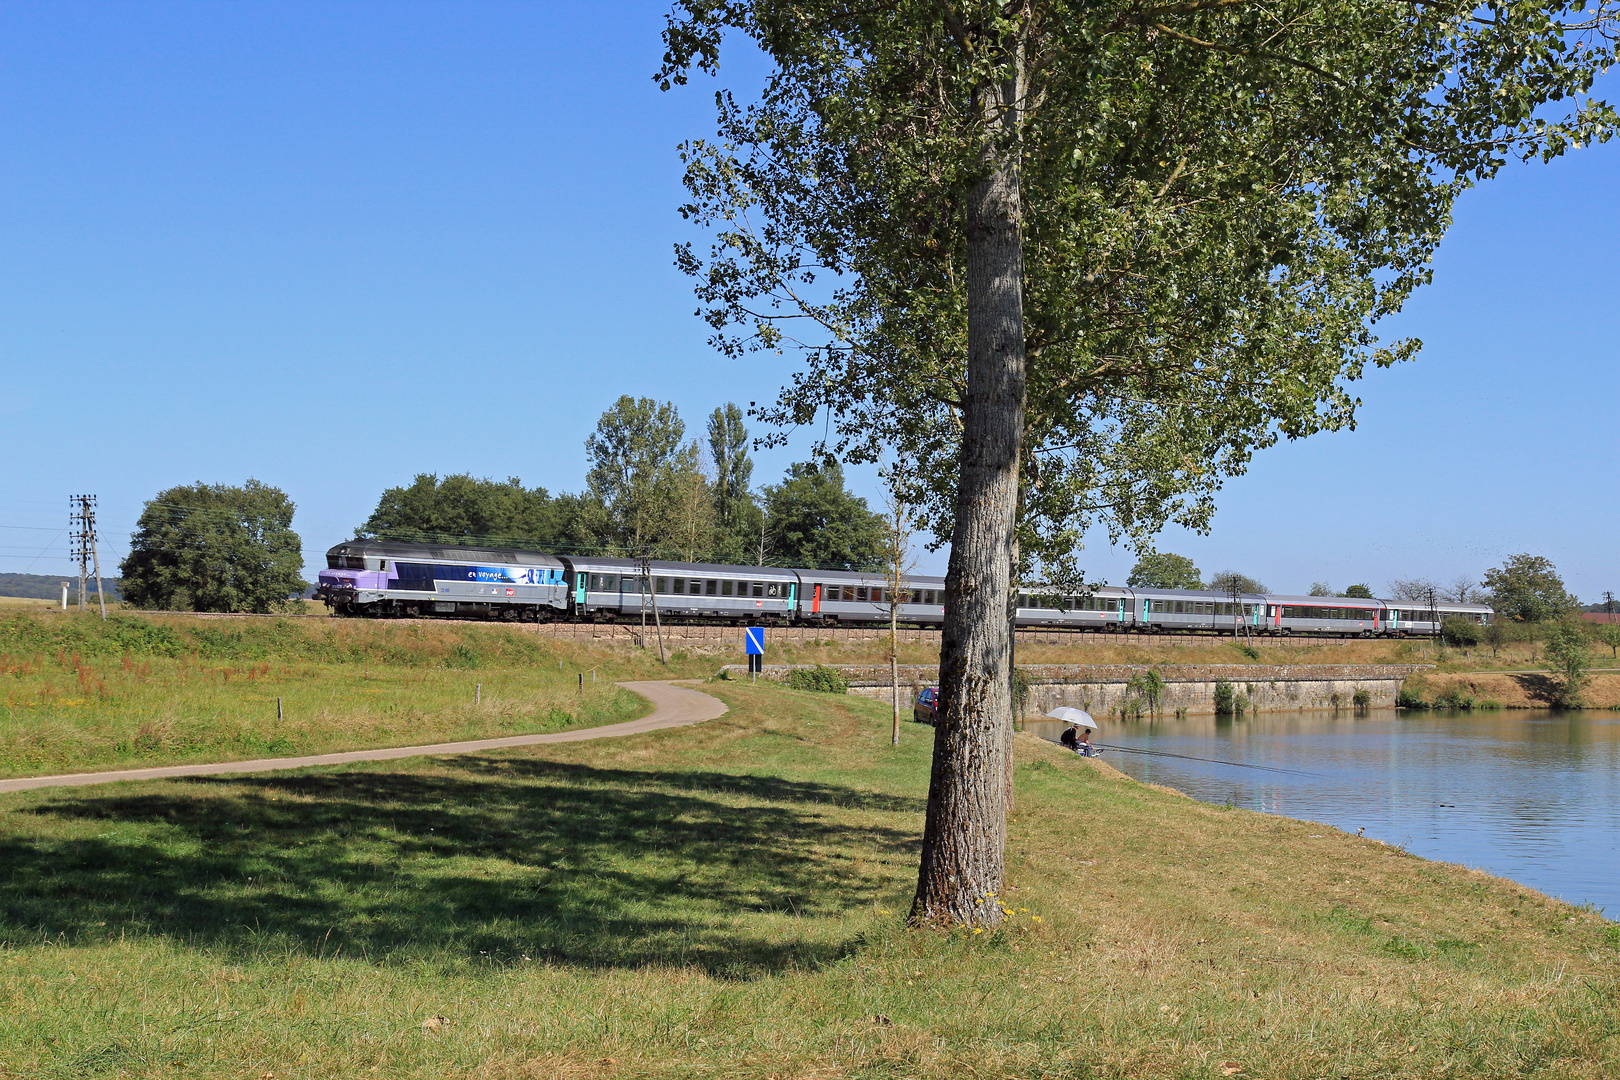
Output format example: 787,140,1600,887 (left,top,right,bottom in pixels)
1509,673,1562,706
0,756,922,977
